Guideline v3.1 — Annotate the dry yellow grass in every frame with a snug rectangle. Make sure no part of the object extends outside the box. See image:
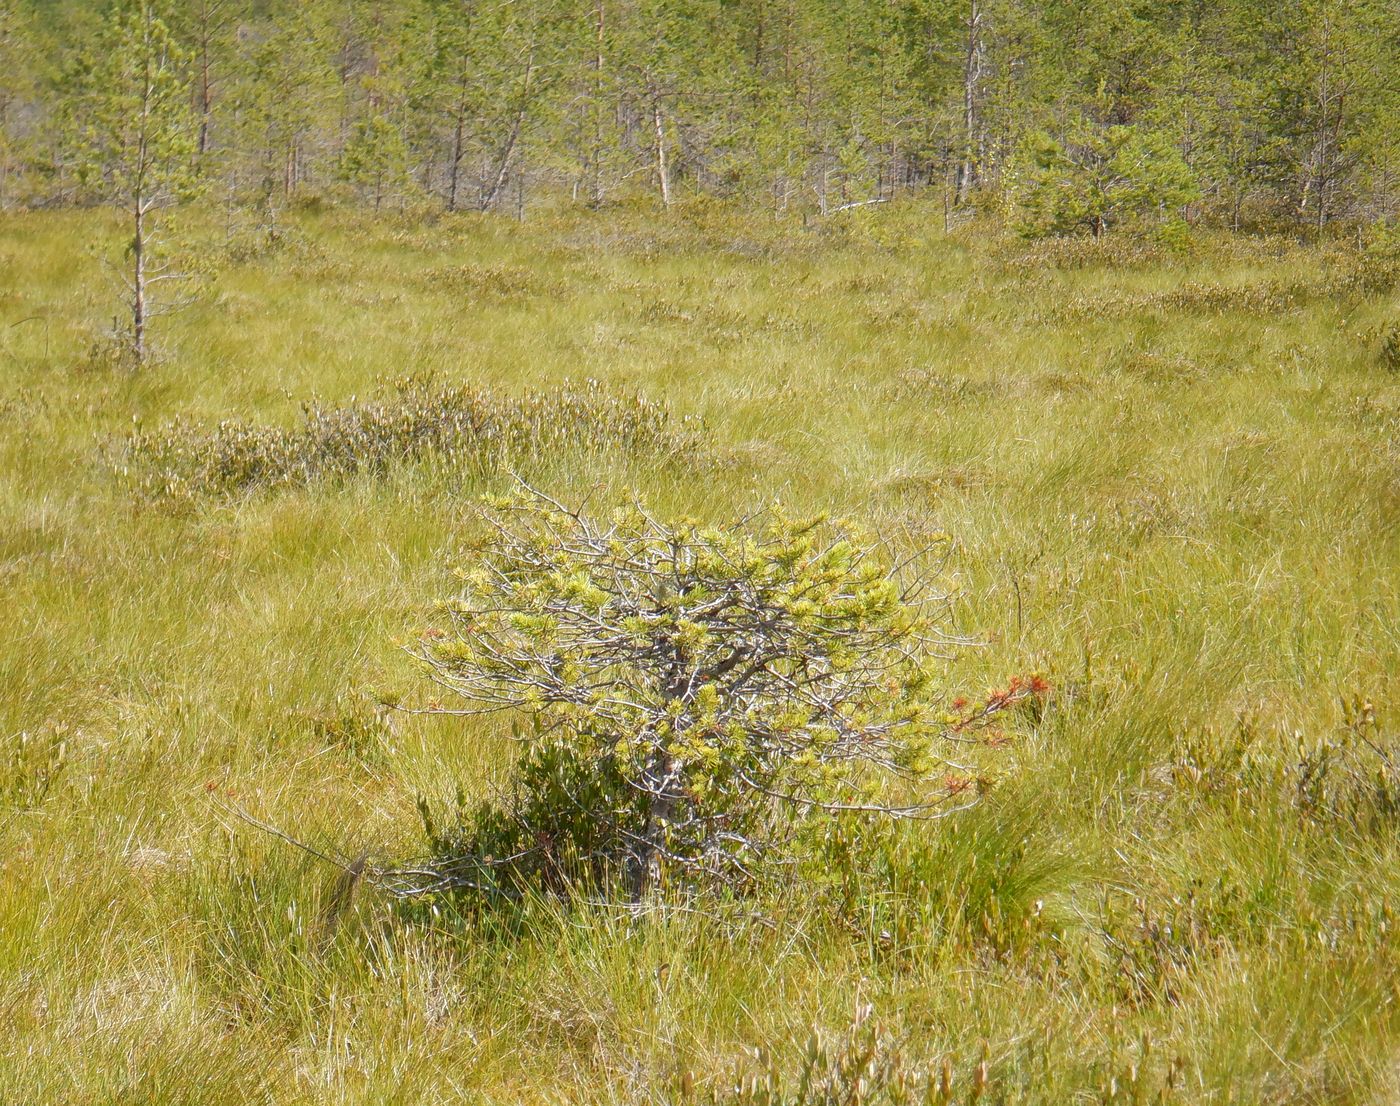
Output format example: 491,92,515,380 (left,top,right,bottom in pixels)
1,198,1398,1103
